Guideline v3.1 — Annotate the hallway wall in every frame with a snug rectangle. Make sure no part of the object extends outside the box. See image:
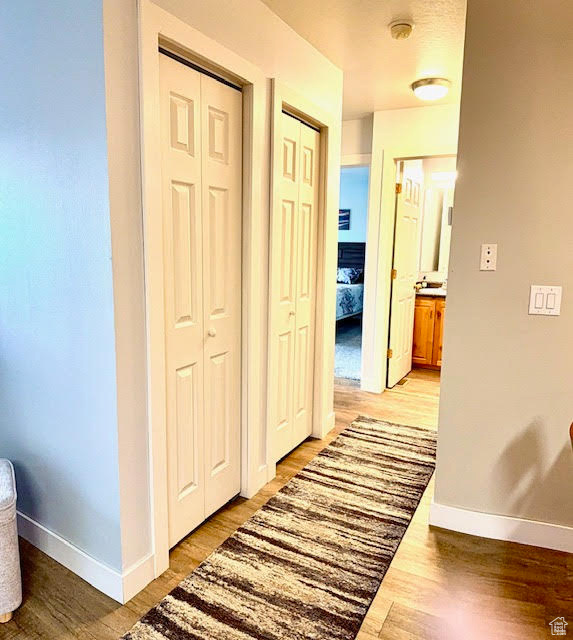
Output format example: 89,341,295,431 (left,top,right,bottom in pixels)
434,0,573,545
0,0,122,571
